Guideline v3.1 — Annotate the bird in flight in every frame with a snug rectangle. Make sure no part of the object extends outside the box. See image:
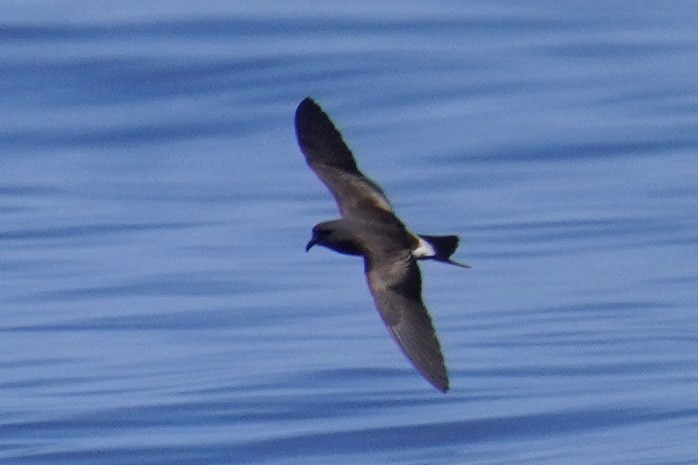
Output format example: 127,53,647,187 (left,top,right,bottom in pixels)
294,97,468,392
